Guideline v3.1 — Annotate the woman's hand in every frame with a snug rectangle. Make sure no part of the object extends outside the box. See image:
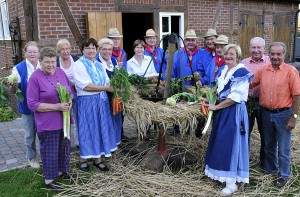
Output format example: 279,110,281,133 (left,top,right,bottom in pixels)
104,84,114,92
206,104,218,111
57,103,71,111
